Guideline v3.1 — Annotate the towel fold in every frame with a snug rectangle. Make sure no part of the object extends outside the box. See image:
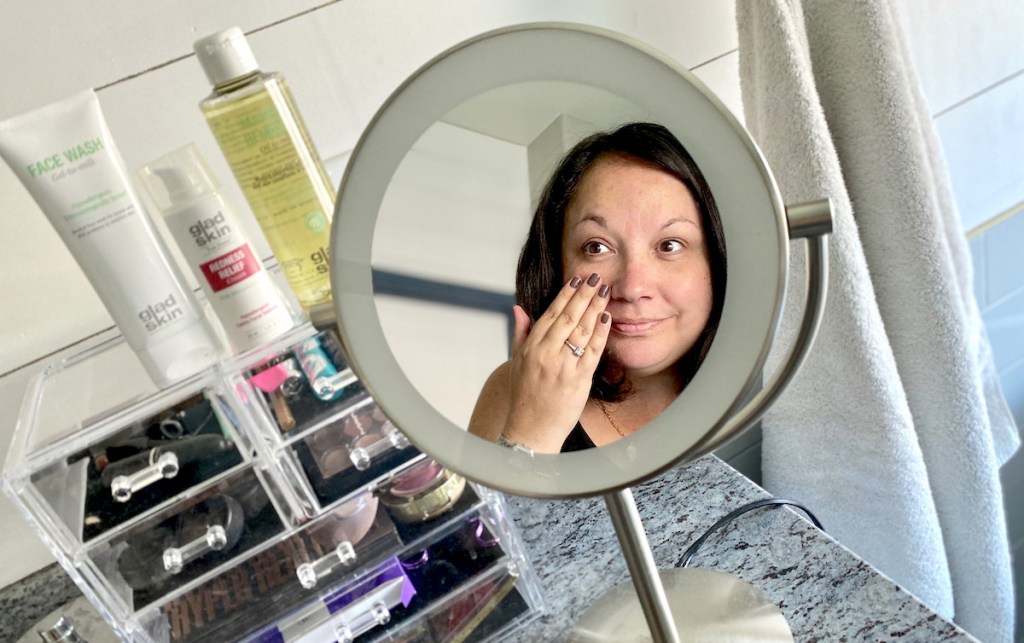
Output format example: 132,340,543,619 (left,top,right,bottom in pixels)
736,1,1018,641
